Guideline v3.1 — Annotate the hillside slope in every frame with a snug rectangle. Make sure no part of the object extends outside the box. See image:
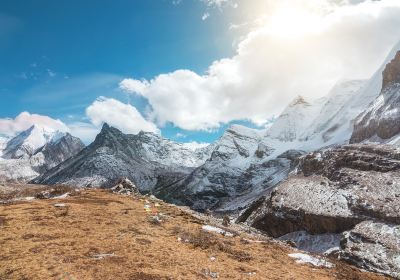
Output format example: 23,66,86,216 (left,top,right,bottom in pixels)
0,187,389,280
